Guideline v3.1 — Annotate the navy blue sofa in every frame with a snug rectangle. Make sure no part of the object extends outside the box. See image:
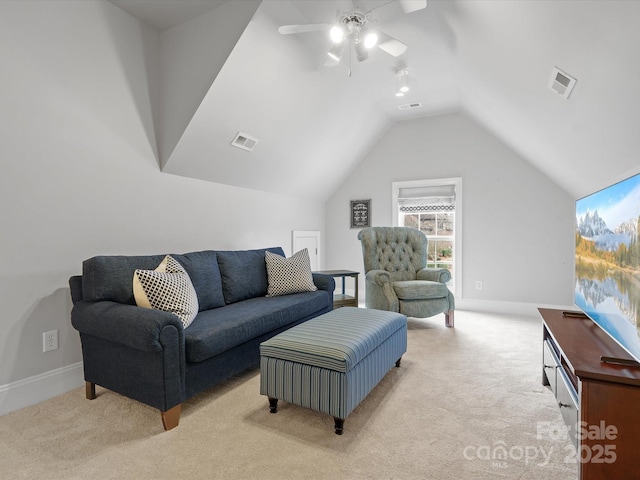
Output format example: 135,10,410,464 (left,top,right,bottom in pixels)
69,247,334,430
